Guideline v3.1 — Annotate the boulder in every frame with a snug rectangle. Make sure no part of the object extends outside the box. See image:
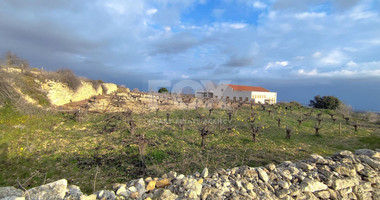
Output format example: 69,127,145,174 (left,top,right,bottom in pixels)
27,179,67,200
